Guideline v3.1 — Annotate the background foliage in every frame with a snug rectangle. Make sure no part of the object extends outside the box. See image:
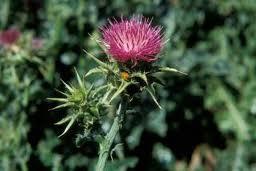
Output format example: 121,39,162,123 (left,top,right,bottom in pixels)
1,0,256,170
